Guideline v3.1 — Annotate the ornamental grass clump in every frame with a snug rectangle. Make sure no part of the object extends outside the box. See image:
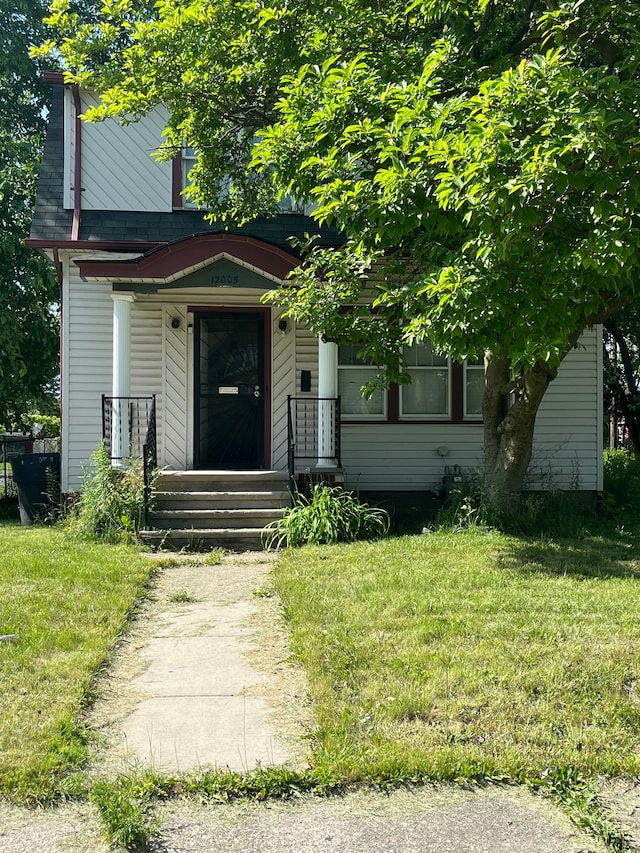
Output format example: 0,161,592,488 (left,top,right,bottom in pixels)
263,484,390,549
